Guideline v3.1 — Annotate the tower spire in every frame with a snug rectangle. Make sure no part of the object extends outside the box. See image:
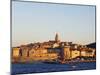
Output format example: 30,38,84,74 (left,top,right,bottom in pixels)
55,33,59,43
